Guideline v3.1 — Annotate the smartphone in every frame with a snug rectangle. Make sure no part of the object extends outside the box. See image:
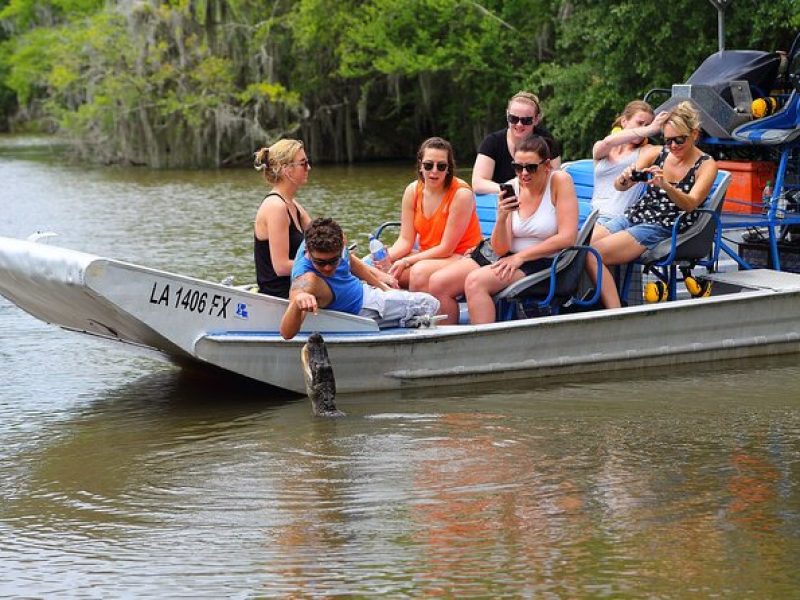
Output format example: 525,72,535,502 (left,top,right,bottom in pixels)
499,183,518,206
630,169,650,182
